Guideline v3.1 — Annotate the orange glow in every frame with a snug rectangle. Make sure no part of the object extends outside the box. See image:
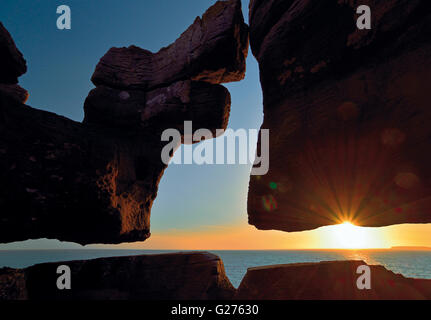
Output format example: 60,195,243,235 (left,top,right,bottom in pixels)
318,222,387,249
106,222,431,251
